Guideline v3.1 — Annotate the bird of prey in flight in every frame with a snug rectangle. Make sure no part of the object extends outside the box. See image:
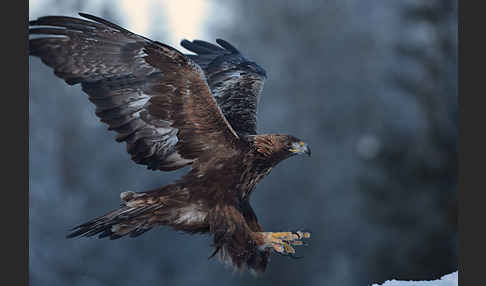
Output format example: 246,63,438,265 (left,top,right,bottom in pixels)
29,13,311,274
